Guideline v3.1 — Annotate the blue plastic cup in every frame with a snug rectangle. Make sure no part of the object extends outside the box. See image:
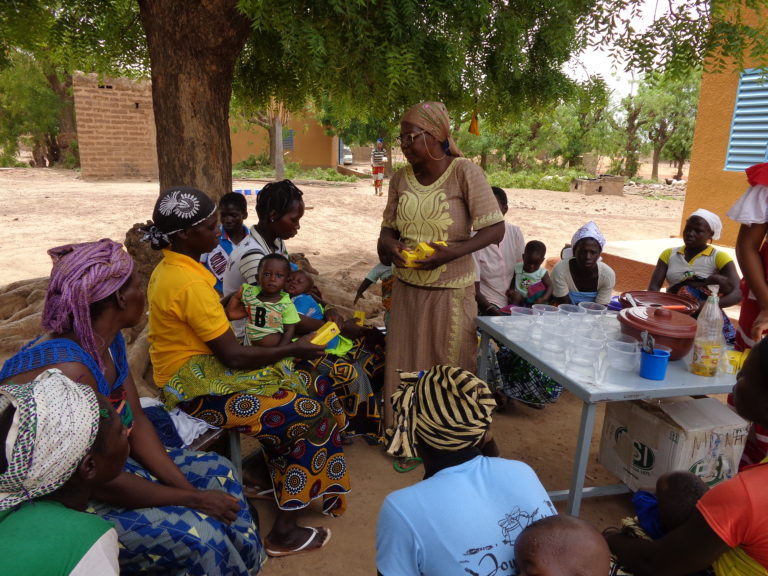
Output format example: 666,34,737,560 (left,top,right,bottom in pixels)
639,348,671,380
